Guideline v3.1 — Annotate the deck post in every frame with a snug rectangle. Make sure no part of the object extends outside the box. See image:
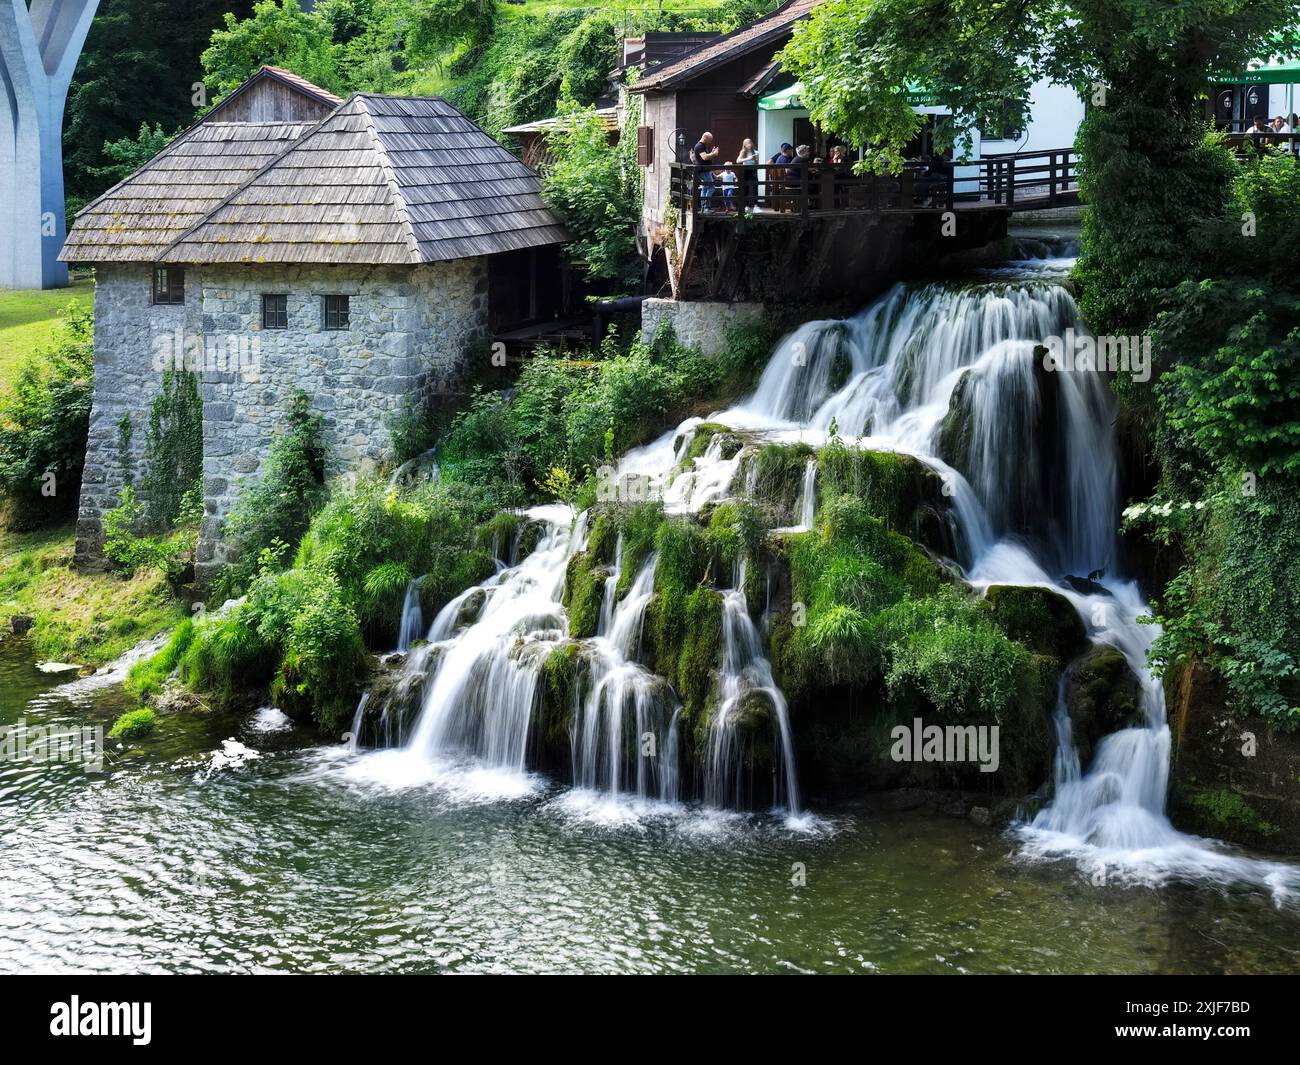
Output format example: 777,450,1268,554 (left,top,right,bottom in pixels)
1049,151,1058,205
